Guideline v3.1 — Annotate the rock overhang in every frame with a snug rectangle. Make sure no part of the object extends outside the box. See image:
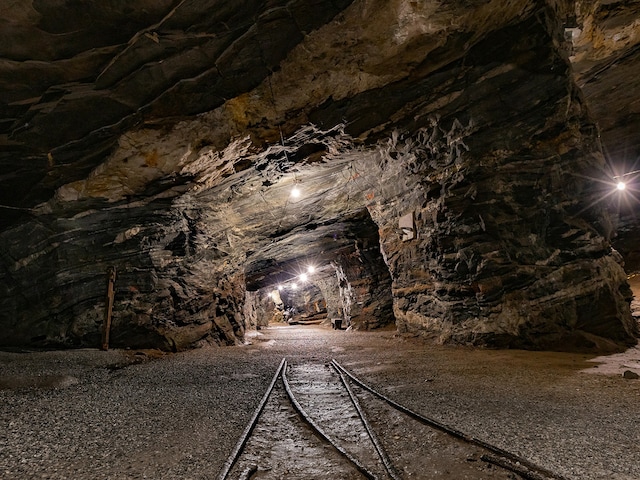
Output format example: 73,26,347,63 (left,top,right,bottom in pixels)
0,0,639,351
